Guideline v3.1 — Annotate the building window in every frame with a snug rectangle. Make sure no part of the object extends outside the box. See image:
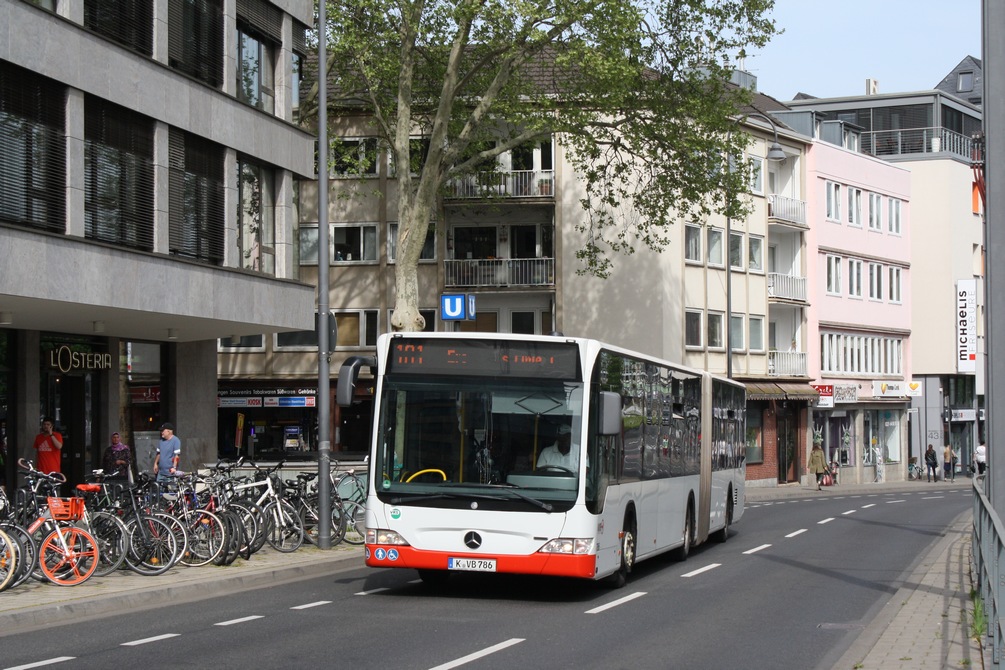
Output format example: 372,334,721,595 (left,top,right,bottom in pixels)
958,71,974,93
868,193,882,230
275,312,376,349
729,232,744,271
868,263,883,300
746,408,763,464
889,267,902,303
749,155,763,195
168,0,224,88
729,314,744,351
864,409,901,463
389,223,435,262
85,0,153,56
748,315,764,352
298,224,319,265
707,312,724,349
707,227,723,267
848,259,862,298
334,224,377,262
84,97,155,251
332,138,380,176
685,310,702,348
888,198,902,234
748,236,763,273
168,129,225,264
0,61,66,232
826,255,842,294
684,223,702,263
847,187,862,226
236,156,275,274
825,181,841,221
820,332,904,376
218,334,265,351
235,11,277,113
